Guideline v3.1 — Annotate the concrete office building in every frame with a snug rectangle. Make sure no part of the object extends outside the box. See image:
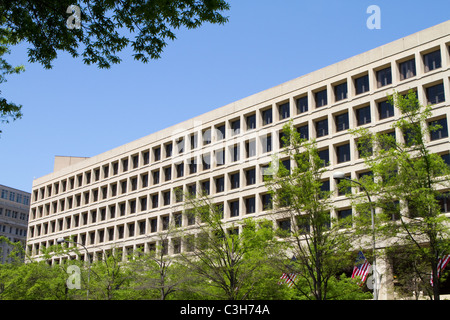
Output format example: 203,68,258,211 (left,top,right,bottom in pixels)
26,21,450,298
0,184,30,263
